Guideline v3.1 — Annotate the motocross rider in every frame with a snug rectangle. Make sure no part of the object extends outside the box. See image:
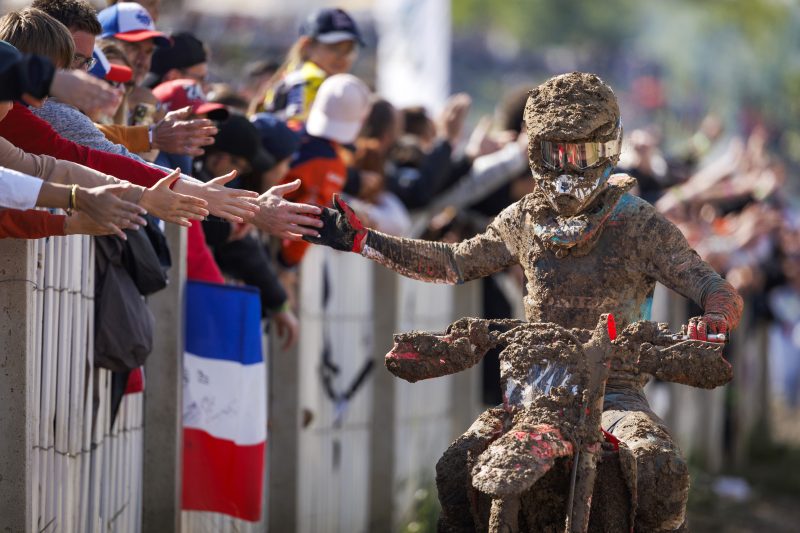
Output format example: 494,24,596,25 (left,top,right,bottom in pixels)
306,72,743,532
